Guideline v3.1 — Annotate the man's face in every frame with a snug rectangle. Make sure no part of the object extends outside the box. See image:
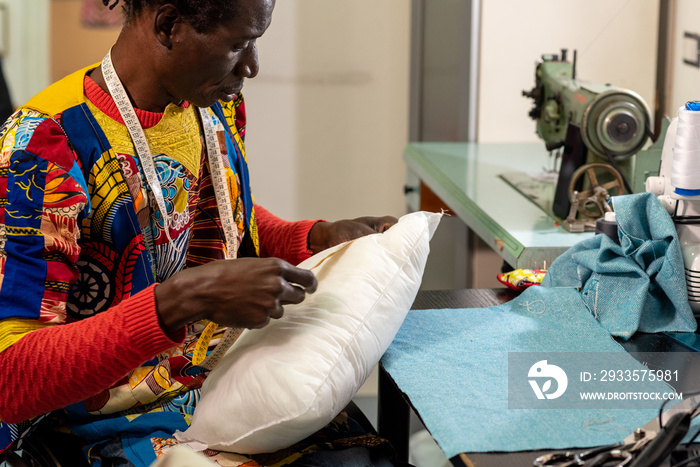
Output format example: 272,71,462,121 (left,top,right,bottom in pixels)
166,0,275,107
